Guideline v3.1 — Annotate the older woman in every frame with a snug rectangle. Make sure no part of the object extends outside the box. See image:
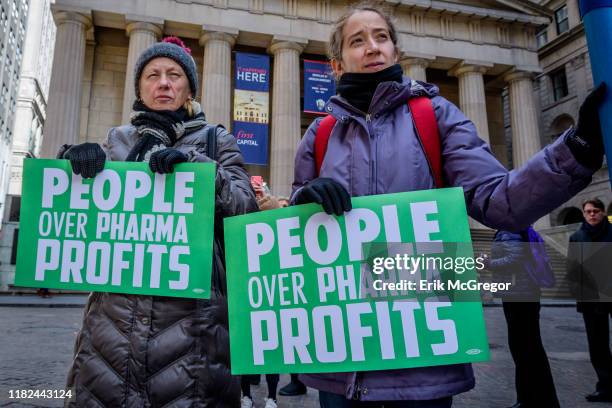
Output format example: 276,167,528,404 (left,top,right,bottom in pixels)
61,37,257,407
